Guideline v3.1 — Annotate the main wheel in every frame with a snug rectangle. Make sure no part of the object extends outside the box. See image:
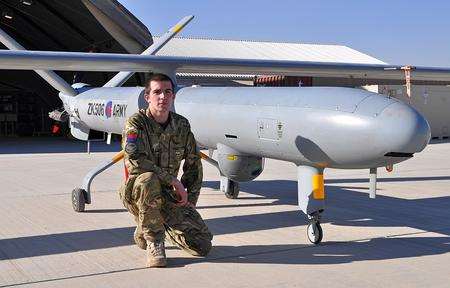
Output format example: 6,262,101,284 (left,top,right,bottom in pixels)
224,180,240,199
307,221,323,244
72,188,87,212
